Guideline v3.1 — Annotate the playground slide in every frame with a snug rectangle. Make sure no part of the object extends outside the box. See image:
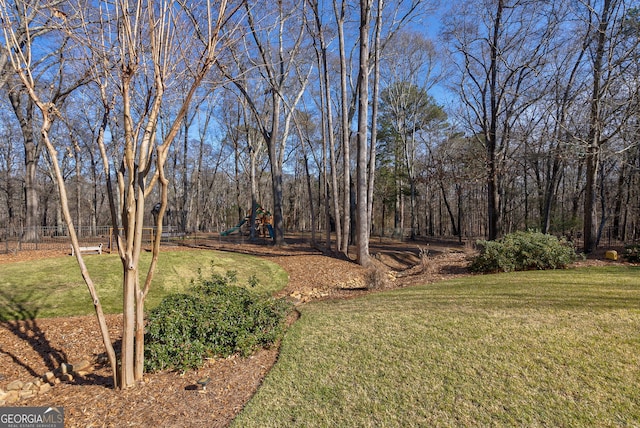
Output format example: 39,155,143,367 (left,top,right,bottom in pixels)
220,218,247,236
